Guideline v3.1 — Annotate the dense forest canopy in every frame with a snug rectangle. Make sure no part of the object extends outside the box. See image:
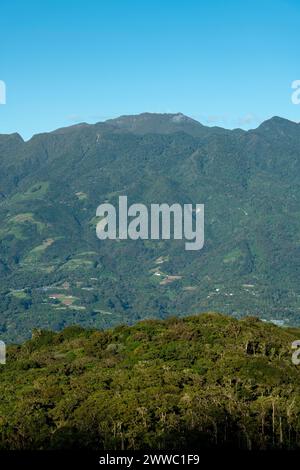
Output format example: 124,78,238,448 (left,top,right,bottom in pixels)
0,313,300,450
